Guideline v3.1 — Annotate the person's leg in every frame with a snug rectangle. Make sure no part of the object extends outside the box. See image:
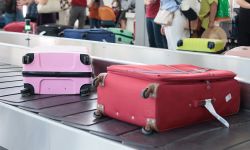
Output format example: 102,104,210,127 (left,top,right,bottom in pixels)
15,9,24,21
68,6,79,27
153,21,165,48
164,10,189,50
89,18,95,28
78,7,86,29
238,31,250,46
120,19,126,29
161,35,168,49
238,11,250,46
146,18,156,47
4,13,15,24
96,20,101,28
